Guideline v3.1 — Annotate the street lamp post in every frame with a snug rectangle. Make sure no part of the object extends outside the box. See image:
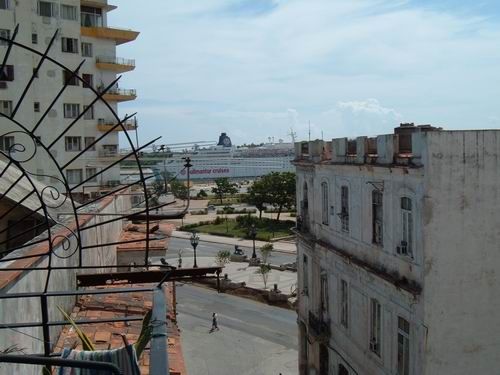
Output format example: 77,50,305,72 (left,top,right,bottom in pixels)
190,231,199,268
250,224,257,259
